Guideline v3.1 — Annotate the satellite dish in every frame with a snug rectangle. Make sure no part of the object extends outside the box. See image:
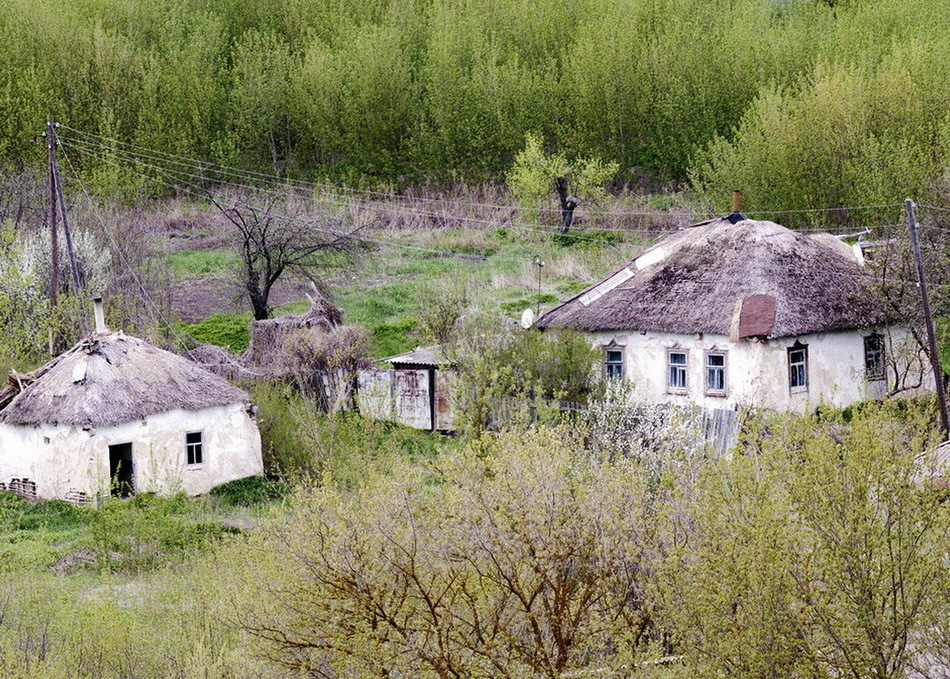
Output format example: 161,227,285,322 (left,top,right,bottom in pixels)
520,308,535,329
